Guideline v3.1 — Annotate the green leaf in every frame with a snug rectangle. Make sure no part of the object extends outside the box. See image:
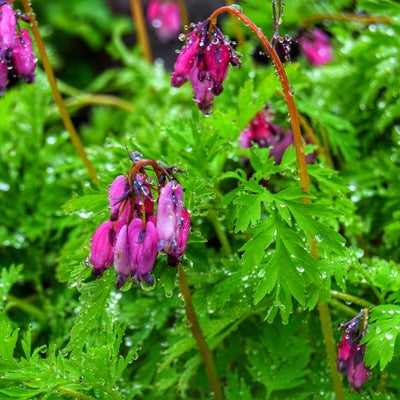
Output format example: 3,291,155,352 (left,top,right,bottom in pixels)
363,305,400,369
